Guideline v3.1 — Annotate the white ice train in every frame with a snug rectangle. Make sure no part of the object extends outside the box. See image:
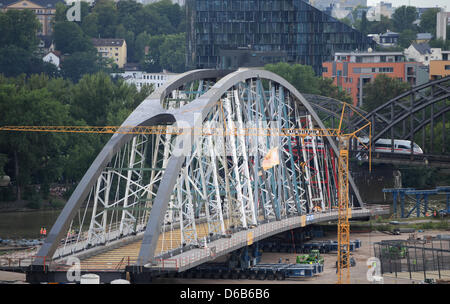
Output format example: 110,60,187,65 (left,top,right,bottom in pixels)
357,137,424,155
288,136,423,155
